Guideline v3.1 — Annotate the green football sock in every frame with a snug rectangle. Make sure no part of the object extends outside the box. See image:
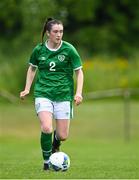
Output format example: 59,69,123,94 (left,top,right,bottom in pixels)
40,132,52,161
